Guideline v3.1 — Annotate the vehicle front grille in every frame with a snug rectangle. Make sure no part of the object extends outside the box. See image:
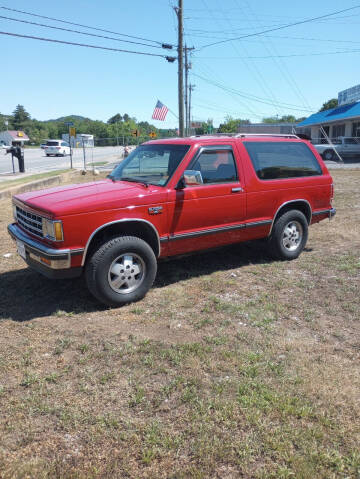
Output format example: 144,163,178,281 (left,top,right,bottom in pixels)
15,205,43,238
